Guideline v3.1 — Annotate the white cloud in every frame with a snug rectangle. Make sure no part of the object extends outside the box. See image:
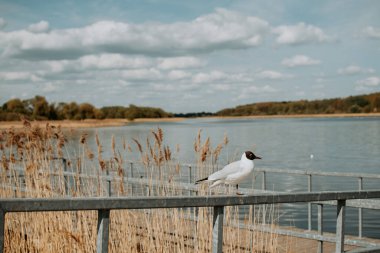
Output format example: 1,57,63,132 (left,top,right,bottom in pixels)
357,76,380,86
45,60,69,73
0,8,270,60
238,84,277,99
0,71,41,82
315,78,326,84
167,70,191,80
157,57,204,70
273,22,331,45
250,85,277,93
281,55,320,67
295,91,306,97
256,70,293,80
355,76,379,94
193,70,255,84
363,26,380,39
337,65,375,75
121,68,162,81
42,83,60,93
28,20,50,33
79,54,152,70
152,83,177,92
313,83,325,89
213,84,231,91
45,54,152,73
193,71,228,83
